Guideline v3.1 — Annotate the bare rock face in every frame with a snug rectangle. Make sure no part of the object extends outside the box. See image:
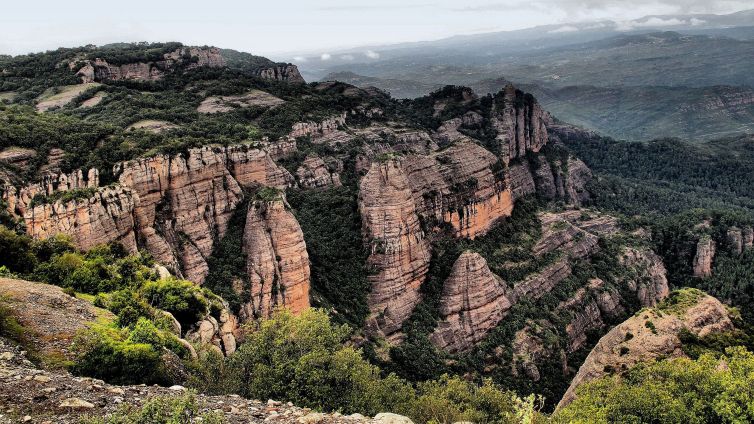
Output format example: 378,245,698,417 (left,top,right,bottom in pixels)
289,114,347,139
12,144,293,285
76,47,225,83
558,290,734,409
256,64,306,83
431,252,512,353
24,186,138,252
0,147,35,169
3,168,99,216
559,279,624,353
727,227,744,255
507,161,537,201
693,237,716,278
492,84,550,164
240,198,311,321
197,90,284,114
295,155,342,189
619,247,670,307
185,308,240,356
402,141,513,239
359,160,431,341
